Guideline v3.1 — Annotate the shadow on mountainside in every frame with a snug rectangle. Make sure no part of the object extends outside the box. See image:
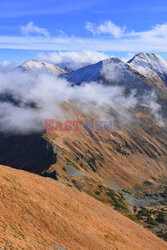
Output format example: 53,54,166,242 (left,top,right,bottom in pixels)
0,132,57,177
